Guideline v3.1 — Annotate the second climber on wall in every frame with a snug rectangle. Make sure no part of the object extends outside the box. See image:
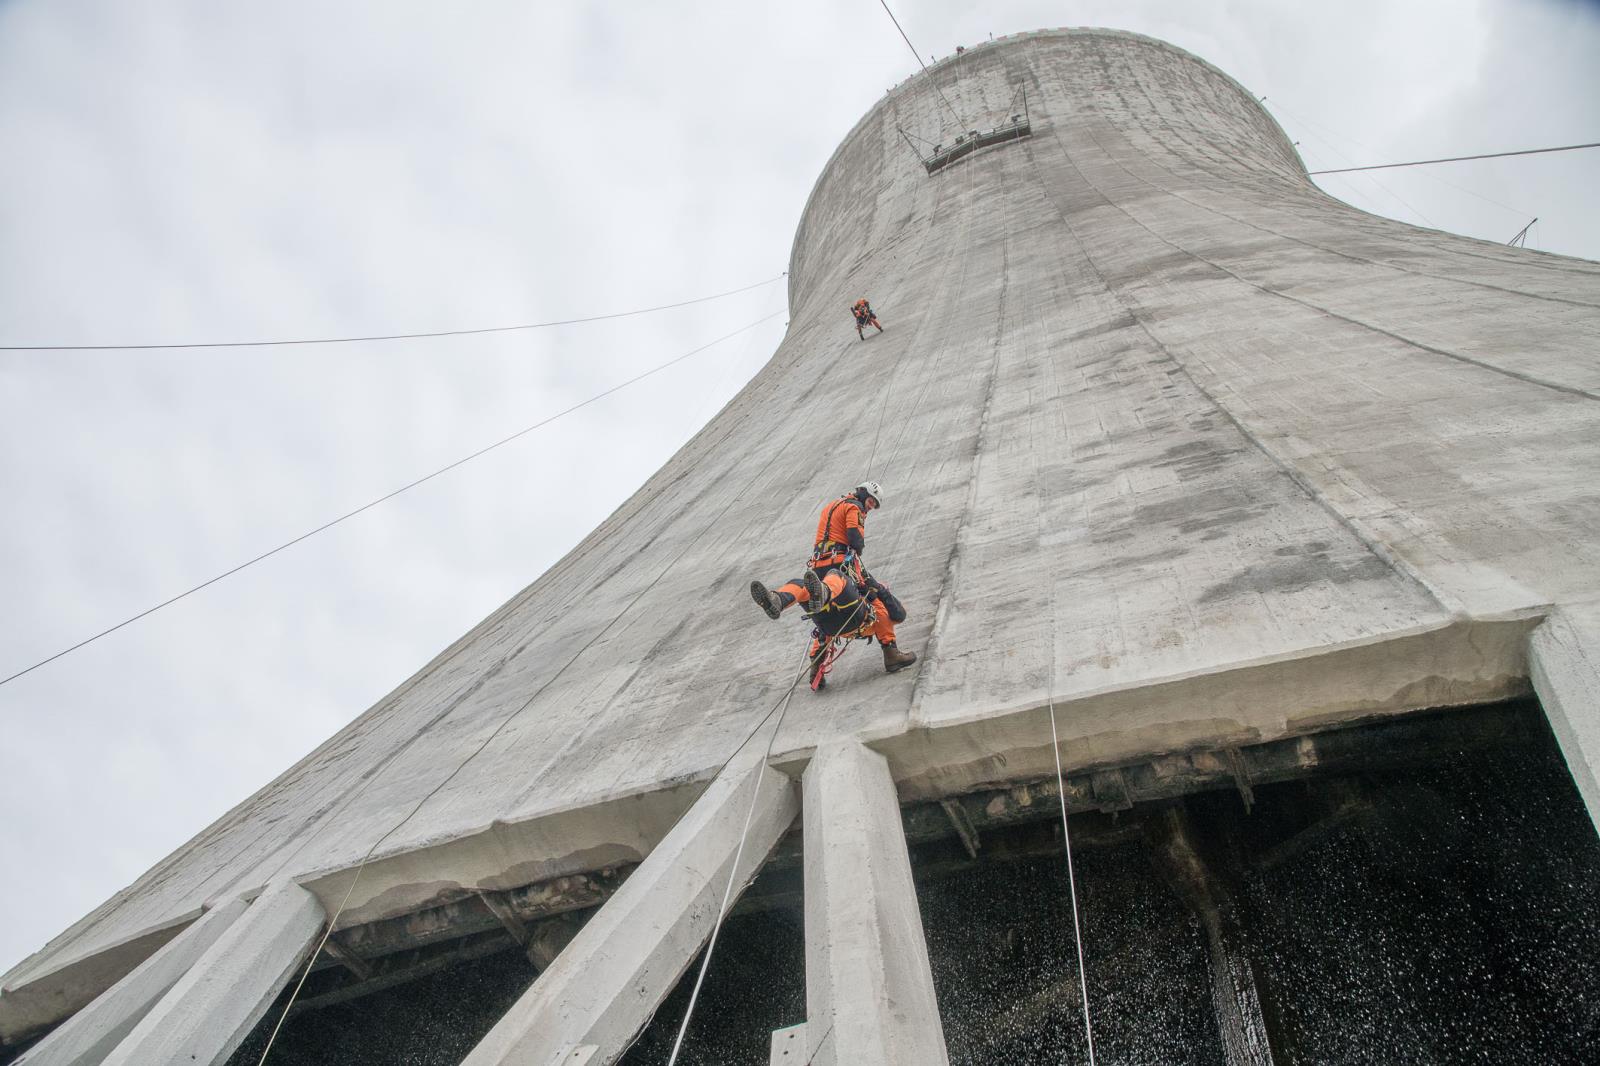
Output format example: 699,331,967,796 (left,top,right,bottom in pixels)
851,298,883,339
749,481,917,687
